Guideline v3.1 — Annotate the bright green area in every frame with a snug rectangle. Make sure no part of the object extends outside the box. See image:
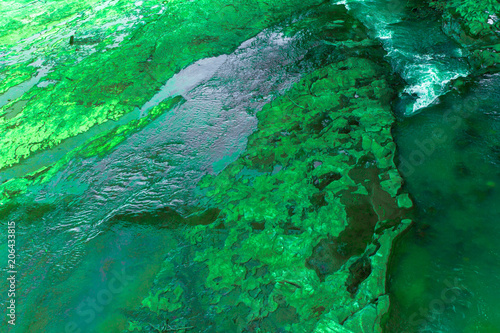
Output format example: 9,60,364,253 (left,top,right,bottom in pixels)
126,7,412,331
0,0,326,173
428,0,500,69
428,0,499,30
0,0,102,45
